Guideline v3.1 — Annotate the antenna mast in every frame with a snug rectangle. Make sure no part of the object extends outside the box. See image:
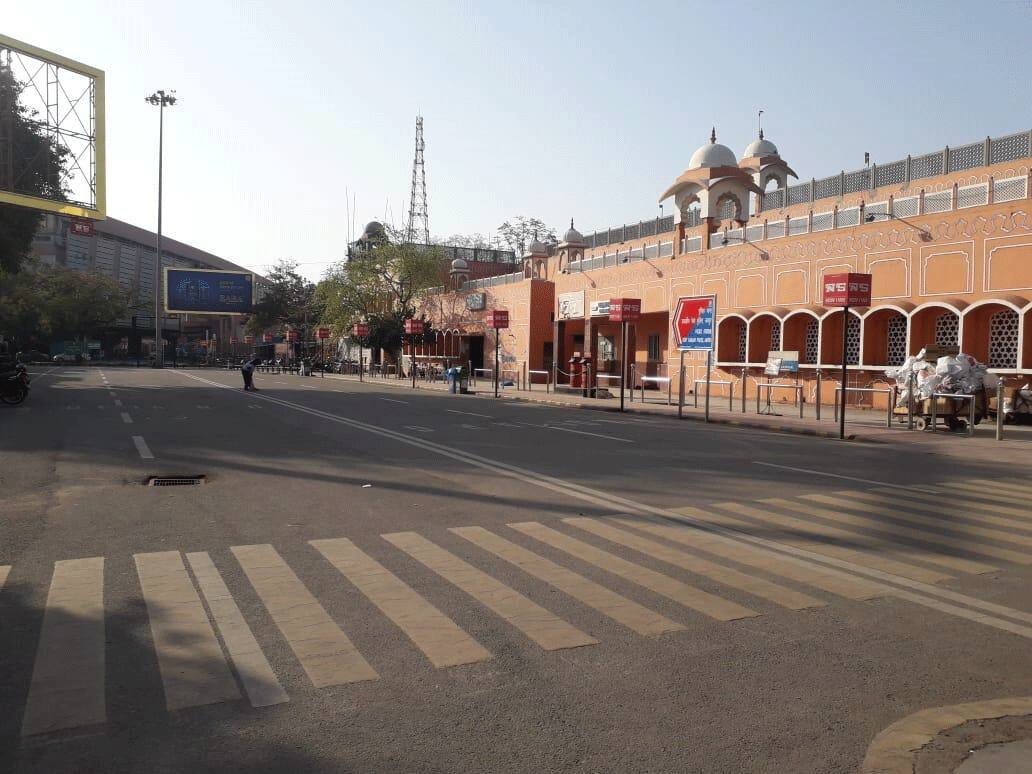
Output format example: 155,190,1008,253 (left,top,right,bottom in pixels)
405,115,430,245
